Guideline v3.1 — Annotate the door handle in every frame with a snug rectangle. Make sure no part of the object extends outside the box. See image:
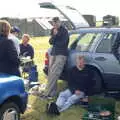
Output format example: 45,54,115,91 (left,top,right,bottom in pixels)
95,57,106,61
